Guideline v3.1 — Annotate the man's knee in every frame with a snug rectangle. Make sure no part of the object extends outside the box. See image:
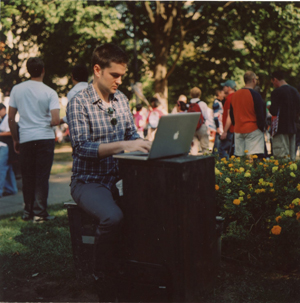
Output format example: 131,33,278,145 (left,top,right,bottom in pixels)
101,206,123,229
